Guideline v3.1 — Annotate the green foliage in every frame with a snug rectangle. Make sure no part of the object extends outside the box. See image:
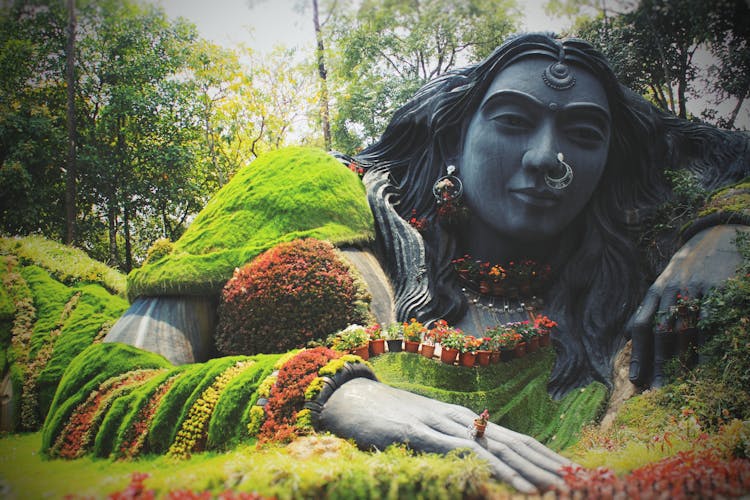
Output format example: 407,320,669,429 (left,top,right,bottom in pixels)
42,343,172,453
369,350,608,450
329,0,521,151
206,355,277,451
0,236,126,296
217,239,371,355
146,357,242,454
36,284,128,418
127,147,374,299
143,238,174,265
